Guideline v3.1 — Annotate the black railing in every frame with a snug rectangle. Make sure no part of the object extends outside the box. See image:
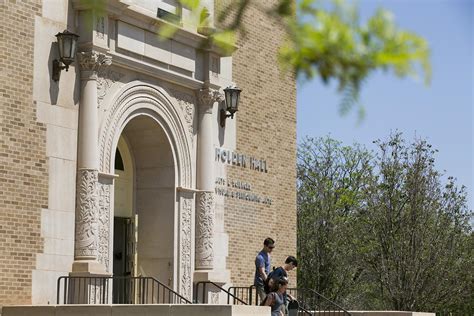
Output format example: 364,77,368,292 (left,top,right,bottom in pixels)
287,288,352,316
223,285,350,315
194,281,248,305
227,285,256,305
57,276,191,305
